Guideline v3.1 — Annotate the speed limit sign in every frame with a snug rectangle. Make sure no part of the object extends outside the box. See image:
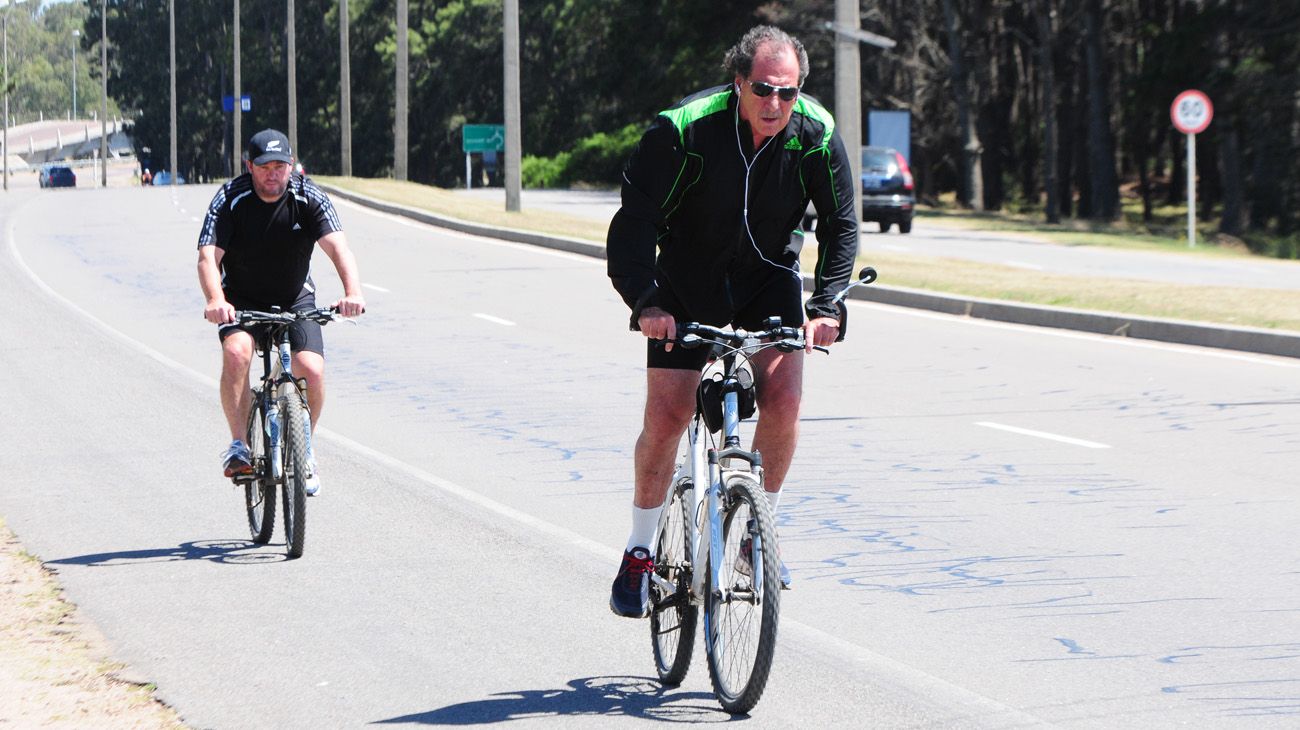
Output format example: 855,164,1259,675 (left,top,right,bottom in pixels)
1171,89,1213,135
